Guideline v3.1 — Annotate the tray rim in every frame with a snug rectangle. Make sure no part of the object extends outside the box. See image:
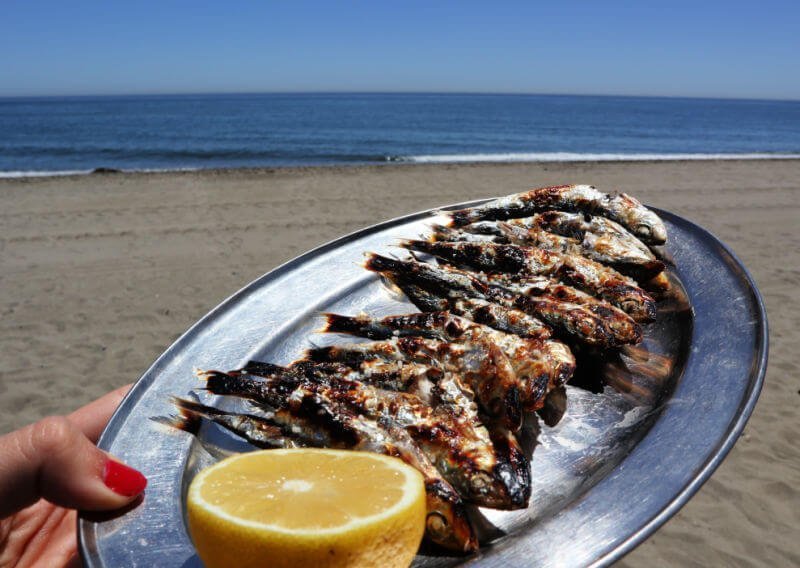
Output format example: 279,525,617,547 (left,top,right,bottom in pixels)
79,201,768,567
593,208,768,566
